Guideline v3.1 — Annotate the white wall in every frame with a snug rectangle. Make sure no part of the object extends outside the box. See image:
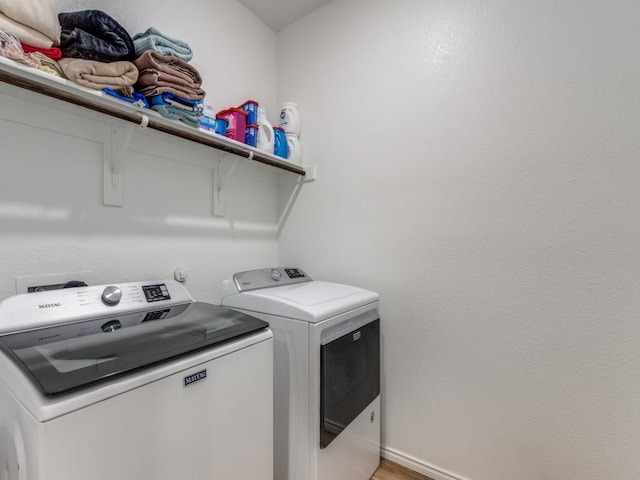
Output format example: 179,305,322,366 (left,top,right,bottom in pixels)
0,0,283,302
277,1,640,479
